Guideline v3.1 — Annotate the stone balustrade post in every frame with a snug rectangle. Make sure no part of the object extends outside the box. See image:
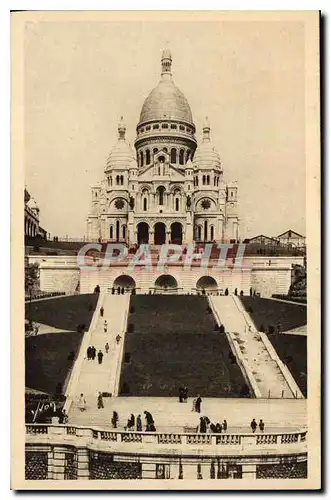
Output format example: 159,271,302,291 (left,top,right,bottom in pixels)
51,445,66,480
242,463,257,479
76,447,90,480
